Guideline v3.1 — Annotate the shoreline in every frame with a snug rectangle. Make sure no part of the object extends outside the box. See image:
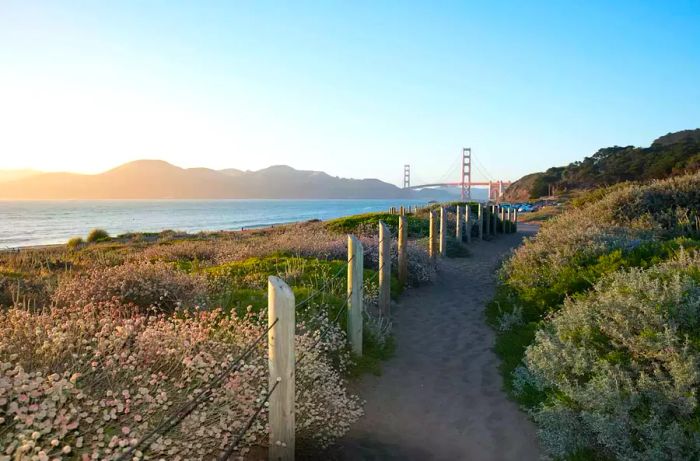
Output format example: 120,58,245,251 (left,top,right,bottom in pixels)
1,198,431,250
0,218,310,253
